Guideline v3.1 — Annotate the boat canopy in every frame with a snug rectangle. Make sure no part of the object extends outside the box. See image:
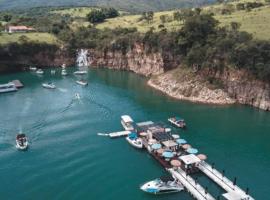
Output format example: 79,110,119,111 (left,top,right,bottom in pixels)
152,132,174,142
121,115,133,123
179,154,201,165
162,140,178,148
128,132,137,139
